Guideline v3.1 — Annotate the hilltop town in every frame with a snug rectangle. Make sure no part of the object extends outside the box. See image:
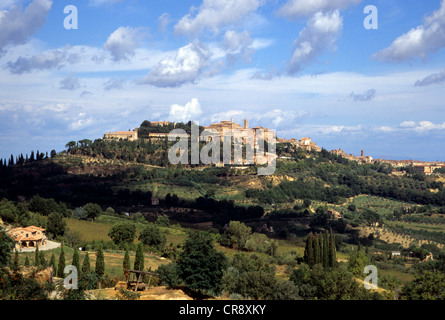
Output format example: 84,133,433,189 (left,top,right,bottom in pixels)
103,118,445,174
